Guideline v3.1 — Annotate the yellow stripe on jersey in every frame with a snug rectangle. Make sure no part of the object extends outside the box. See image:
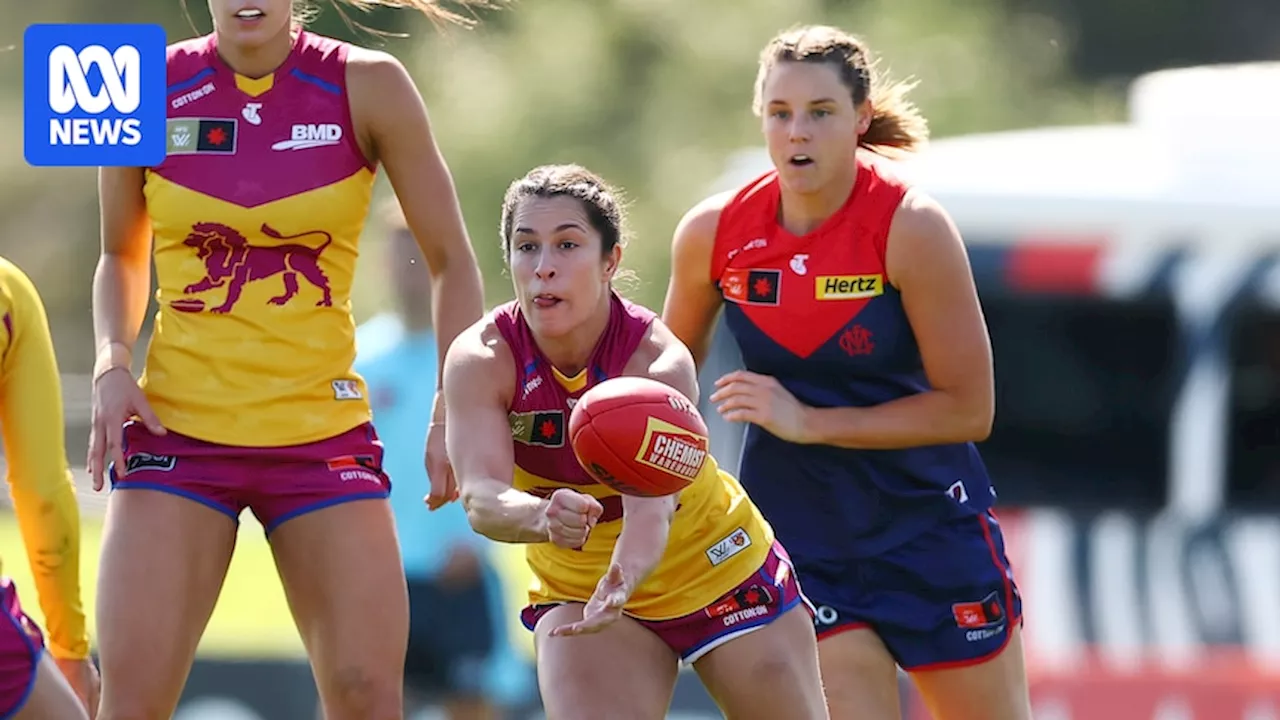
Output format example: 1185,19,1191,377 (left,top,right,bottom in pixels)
513,452,772,620
0,257,89,659
141,167,376,447
551,365,587,394
235,73,274,97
